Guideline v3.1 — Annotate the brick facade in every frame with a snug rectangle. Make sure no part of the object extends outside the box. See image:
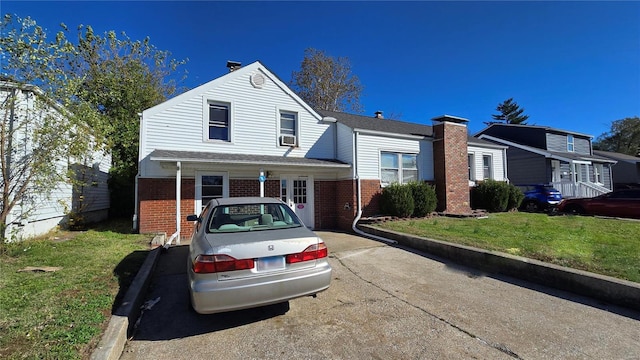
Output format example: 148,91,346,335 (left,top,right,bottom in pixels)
433,121,472,214
138,178,195,240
